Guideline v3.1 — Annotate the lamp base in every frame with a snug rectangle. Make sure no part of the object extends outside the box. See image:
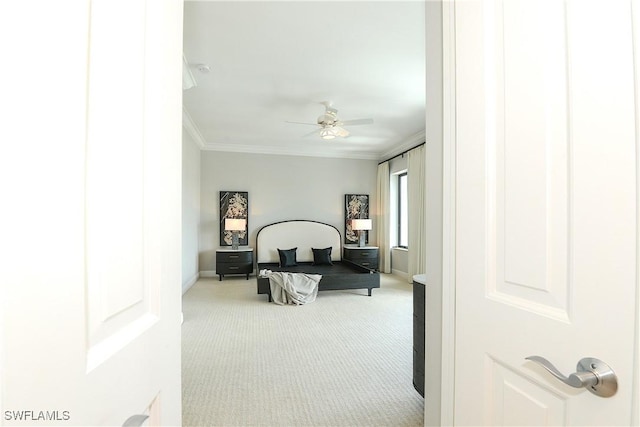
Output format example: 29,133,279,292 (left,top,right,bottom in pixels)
358,231,366,247
231,231,239,250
